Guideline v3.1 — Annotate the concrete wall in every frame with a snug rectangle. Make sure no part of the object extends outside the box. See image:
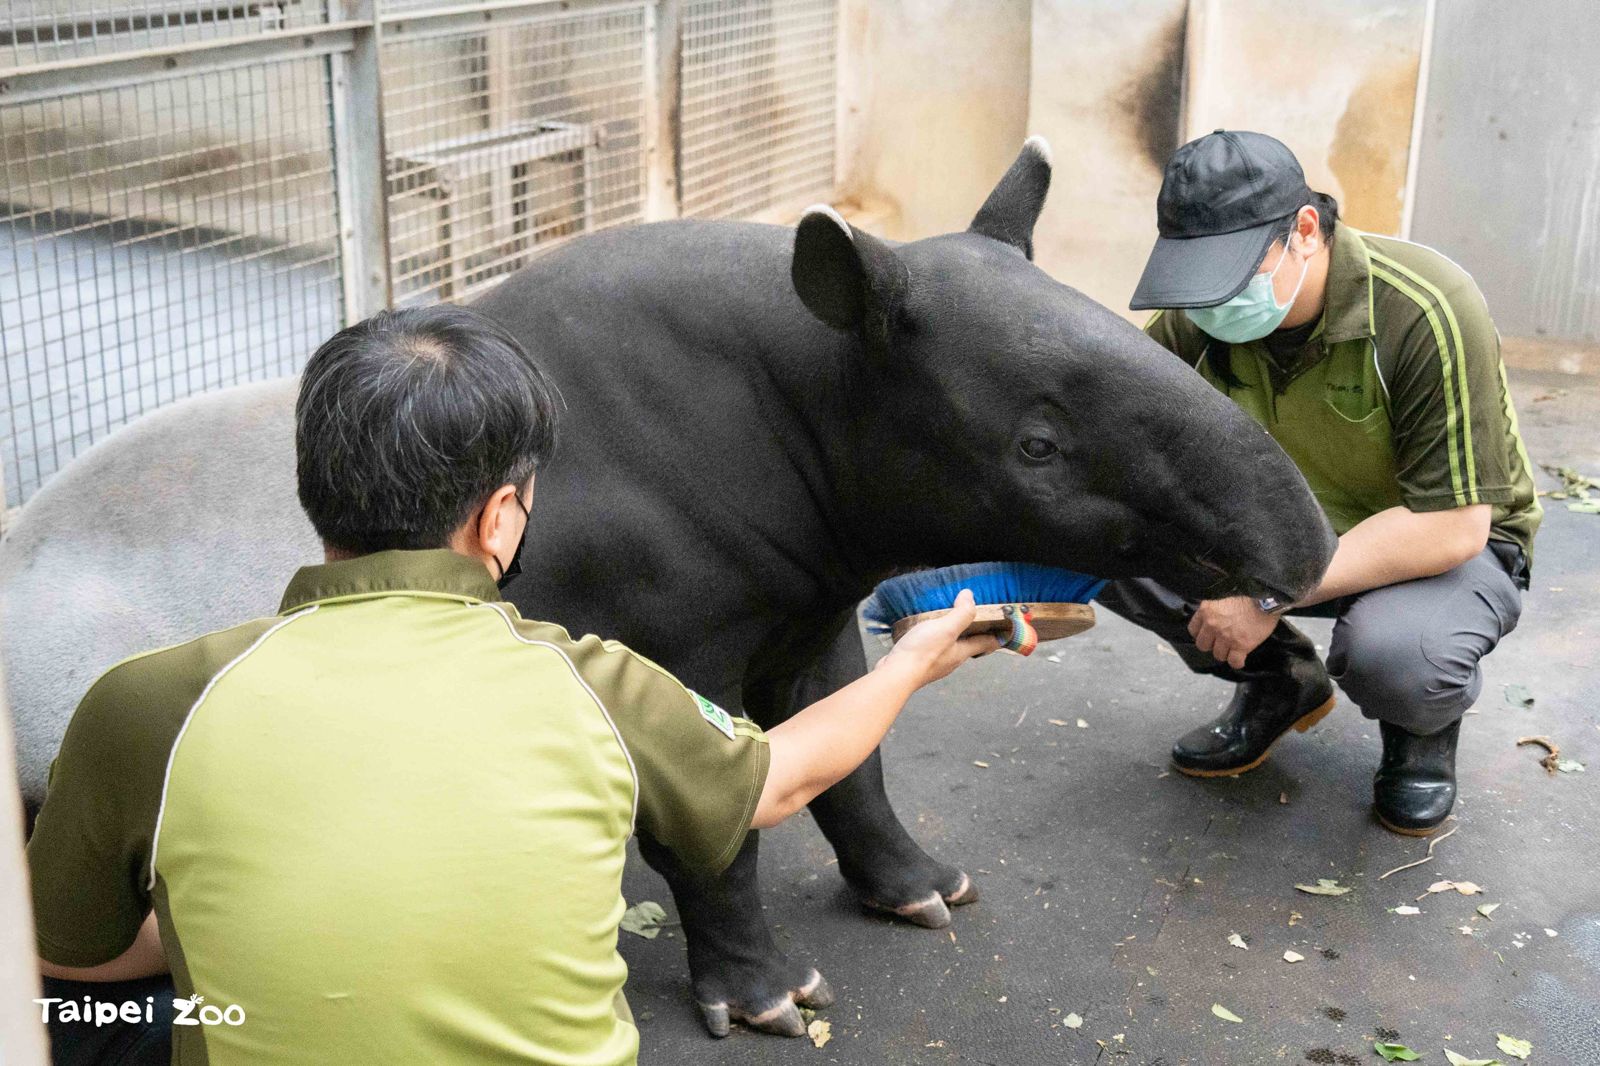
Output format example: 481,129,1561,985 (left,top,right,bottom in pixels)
836,0,1032,240
841,0,1431,323
1025,0,1187,316
1410,0,1600,344
1182,0,1426,237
